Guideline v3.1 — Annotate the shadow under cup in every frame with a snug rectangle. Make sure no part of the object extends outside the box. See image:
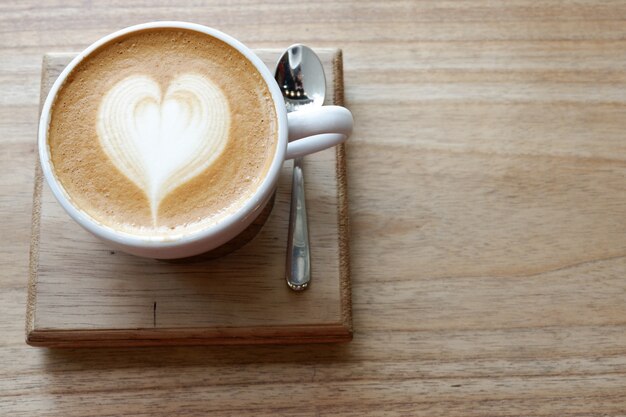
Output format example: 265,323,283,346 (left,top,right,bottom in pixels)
164,191,277,262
